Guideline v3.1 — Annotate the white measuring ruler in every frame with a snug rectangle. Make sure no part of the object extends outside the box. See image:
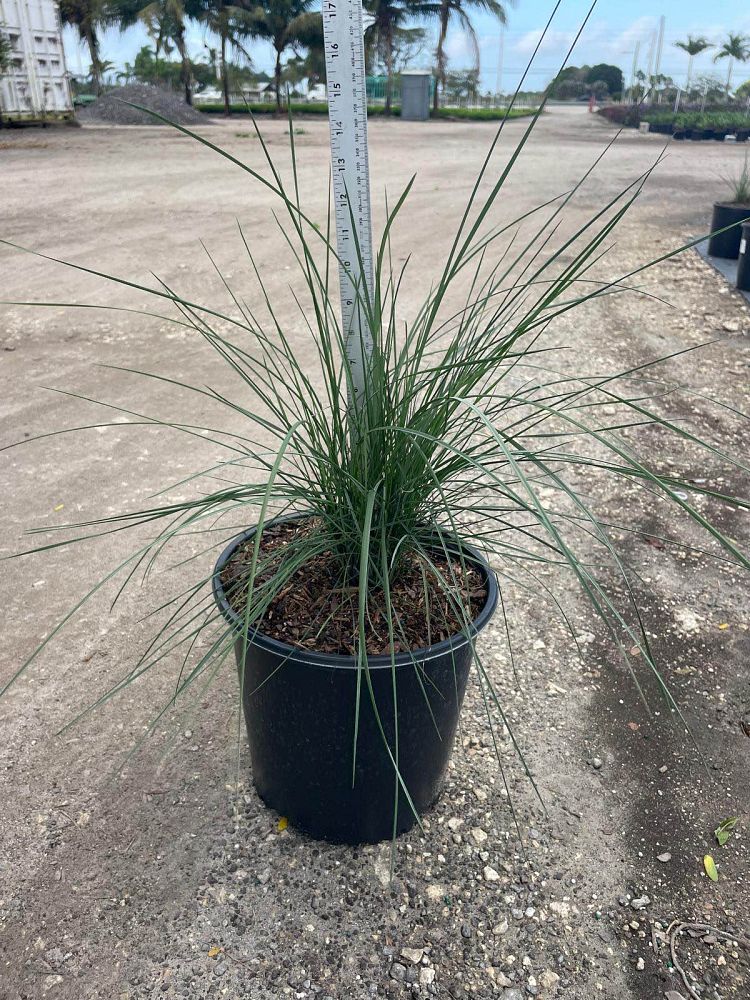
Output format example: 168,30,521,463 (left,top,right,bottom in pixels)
322,0,374,405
